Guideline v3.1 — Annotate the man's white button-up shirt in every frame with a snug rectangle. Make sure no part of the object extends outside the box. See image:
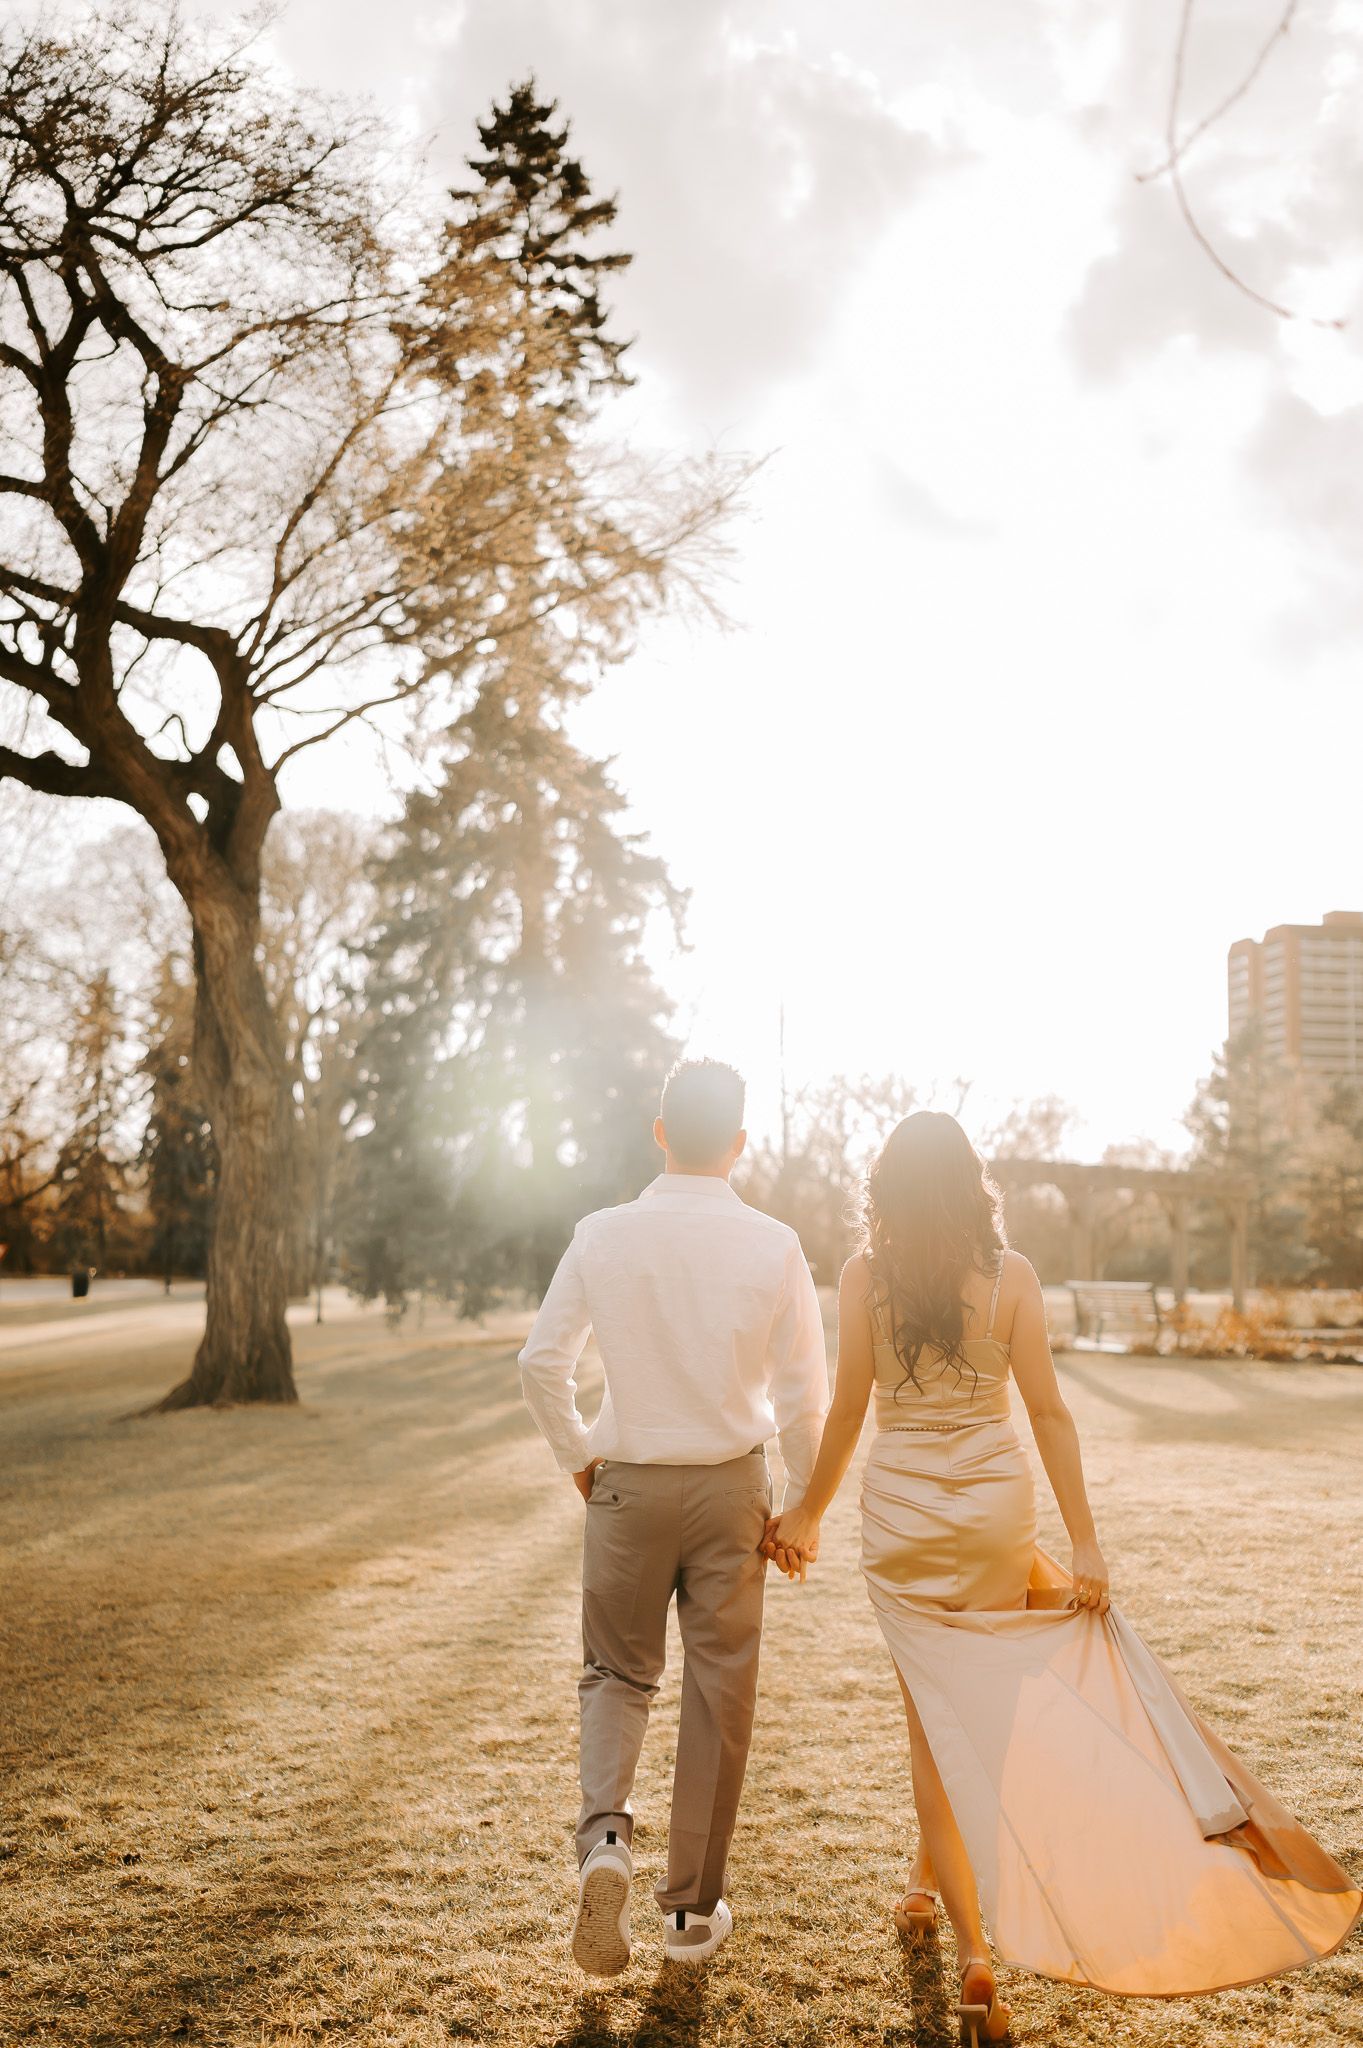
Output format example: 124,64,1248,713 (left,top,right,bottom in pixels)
518,1173,829,1508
